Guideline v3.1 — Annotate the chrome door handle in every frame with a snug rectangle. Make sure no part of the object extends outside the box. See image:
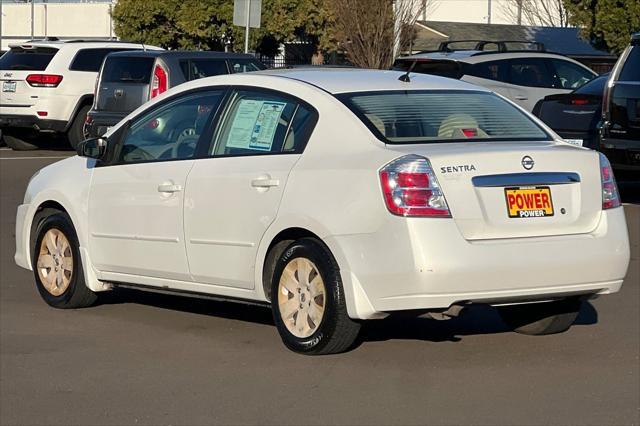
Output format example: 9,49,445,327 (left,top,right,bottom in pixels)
251,177,280,188
515,96,528,100
157,183,183,193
